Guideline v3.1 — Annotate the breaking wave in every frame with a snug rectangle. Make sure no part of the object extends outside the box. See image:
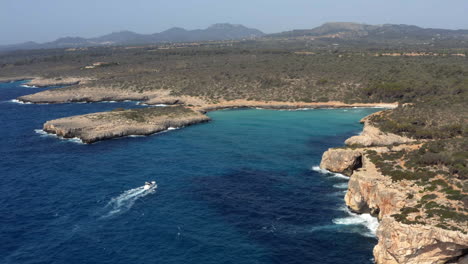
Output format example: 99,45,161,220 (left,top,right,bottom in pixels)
9,99,32,104
311,166,349,179
34,129,84,144
20,84,38,88
332,182,349,189
333,206,379,237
